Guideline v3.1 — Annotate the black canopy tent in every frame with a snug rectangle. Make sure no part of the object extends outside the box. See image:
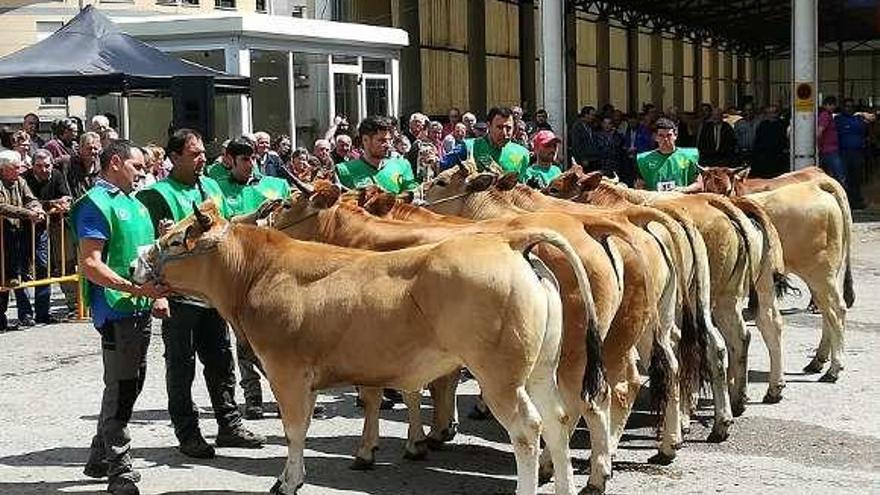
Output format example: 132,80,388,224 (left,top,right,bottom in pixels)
0,5,249,98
